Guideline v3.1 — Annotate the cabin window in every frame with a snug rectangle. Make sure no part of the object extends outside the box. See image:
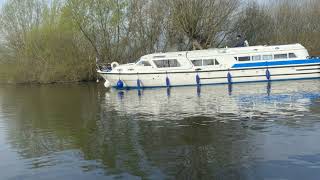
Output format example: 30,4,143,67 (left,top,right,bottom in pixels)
263,55,273,60
191,60,202,66
203,59,214,66
289,53,297,58
252,55,261,61
192,59,219,66
238,56,251,61
153,59,180,68
274,54,288,60
234,57,238,61
137,61,151,66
